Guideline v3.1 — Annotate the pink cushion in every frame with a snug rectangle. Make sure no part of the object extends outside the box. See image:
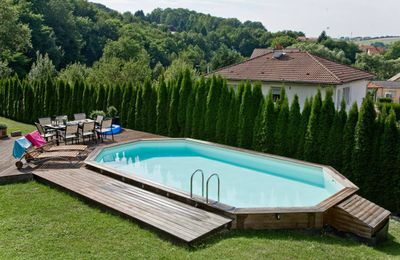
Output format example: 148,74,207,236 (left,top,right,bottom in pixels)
25,131,47,148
